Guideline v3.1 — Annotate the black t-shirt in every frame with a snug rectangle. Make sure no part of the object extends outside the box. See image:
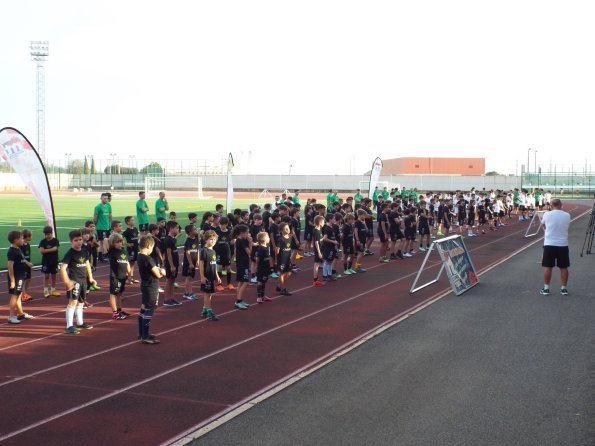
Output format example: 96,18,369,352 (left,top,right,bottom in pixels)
468,205,476,218
123,227,139,252
332,223,341,242
214,228,231,257
404,216,415,231
261,211,271,231
312,227,323,248
62,248,89,282
200,247,218,280
7,246,27,279
355,220,367,242
389,211,401,232
458,204,466,218
254,245,271,275
39,237,60,265
377,212,388,233
163,235,179,267
150,234,162,263
138,253,158,290
304,213,314,232
183,236,200,265
361,206,374,230
157,226,167,244
20,243,31,264
291,217,301,237
418,210,429,227
322,225,336,248
342,223,353,244
109,247,129,279
437,204,445,219
277,234,292,257
249,224,264,241
235,238,250,266
268,223,280,247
